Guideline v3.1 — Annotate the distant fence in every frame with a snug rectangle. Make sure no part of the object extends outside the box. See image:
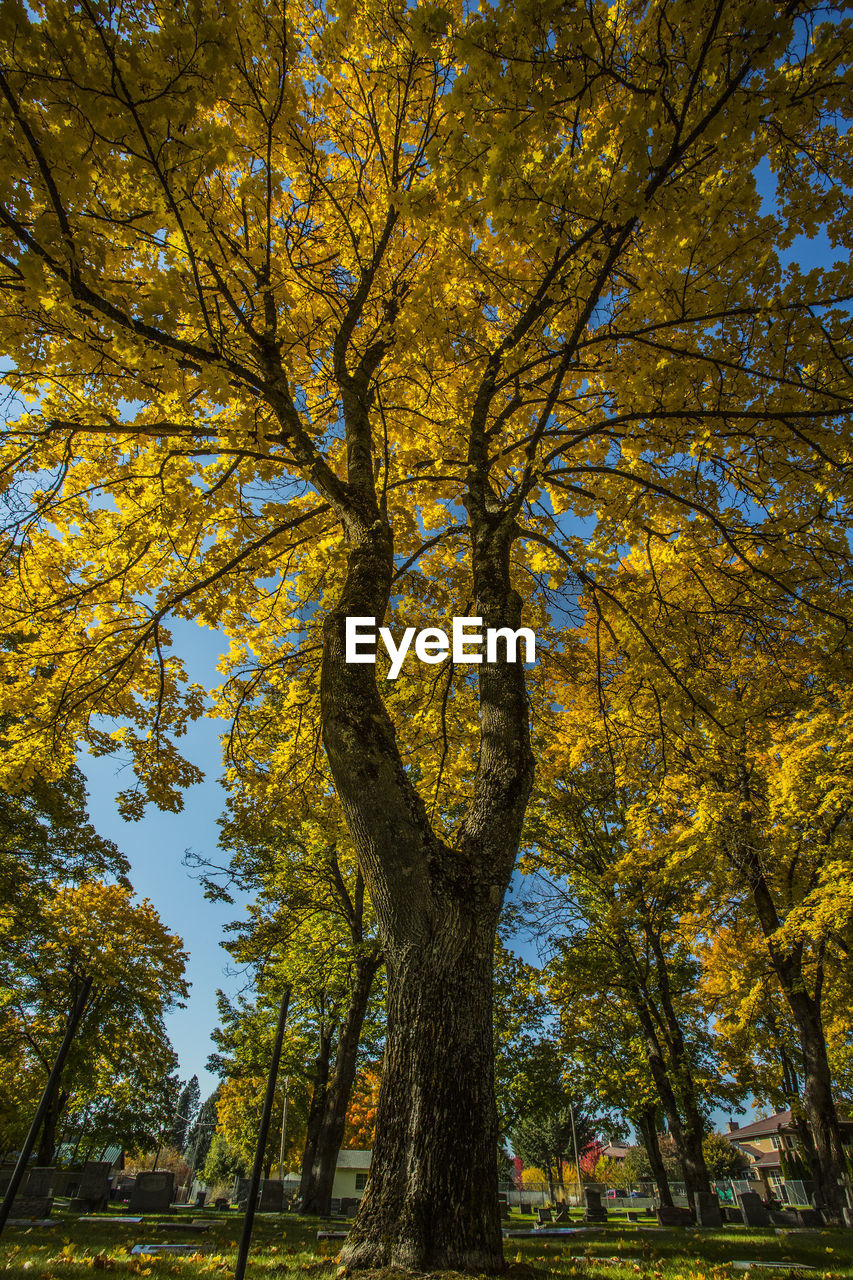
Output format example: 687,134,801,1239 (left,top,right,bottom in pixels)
501,1177,813,1210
